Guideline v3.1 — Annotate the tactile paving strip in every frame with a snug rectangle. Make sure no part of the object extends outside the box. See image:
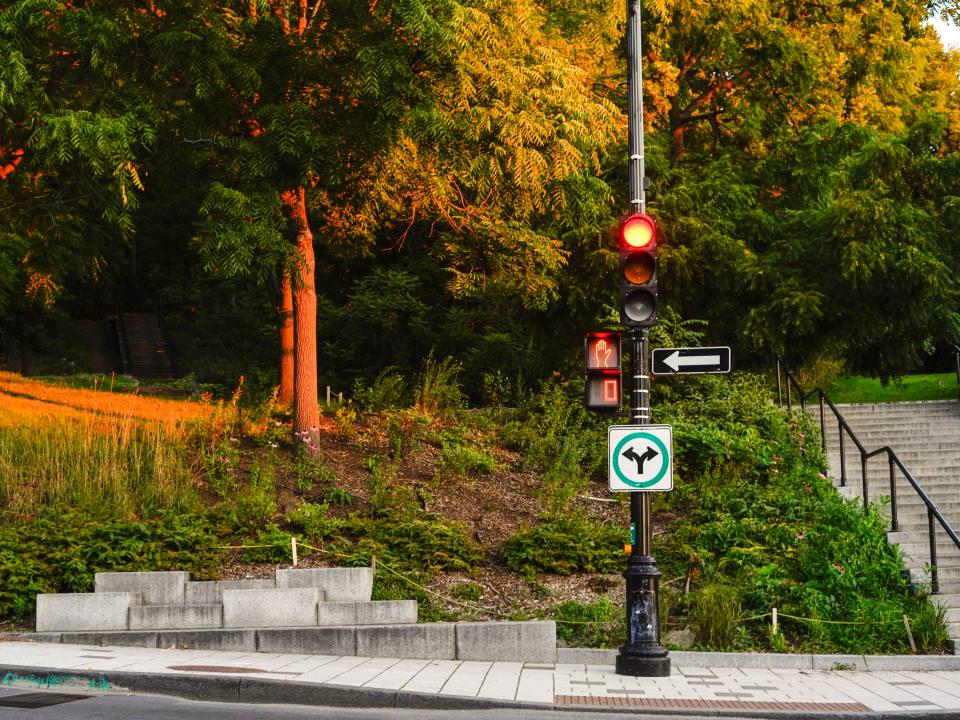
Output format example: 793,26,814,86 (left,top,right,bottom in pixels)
555,695,871,712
